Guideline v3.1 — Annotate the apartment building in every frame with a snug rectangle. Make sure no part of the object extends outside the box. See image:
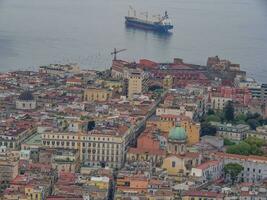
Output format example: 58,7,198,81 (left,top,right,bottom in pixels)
190,160,223,182
83,87,112,102
41,128,127,169
213,152,267,183
127,70,149,99
211,122,250,142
